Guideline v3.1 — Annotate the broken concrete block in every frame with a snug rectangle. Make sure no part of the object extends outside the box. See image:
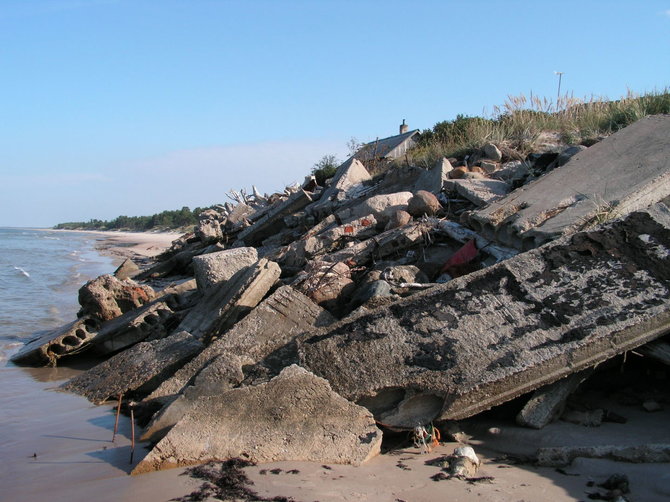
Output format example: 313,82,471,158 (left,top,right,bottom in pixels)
78,274,156,321
196,218,223,244
516,370,592,429
443,179,512,207
536,444,670,467
176,258,281,342
147,285,335,402
61,331,203,404
413,158,452,194
339,192,413,225
192,247,258,291
88,298,177,355
469,115,670,250
237,189,313,246
436,220,517,263
133,365,382,473
299,204,670,427
10,316,101,366
556,144,588,167
449,446,481,478
561,408,604,427
323,158,371,200
324,220,431,267
407,190,442,217
114,258,140,280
